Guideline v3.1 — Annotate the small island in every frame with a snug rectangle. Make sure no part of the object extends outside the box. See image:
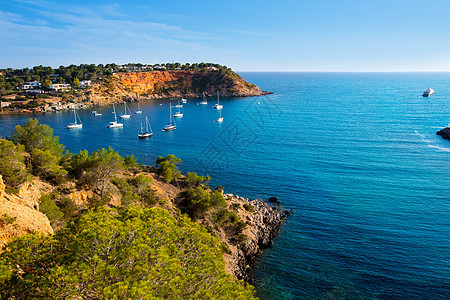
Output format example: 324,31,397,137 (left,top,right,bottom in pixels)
0,63,271,114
